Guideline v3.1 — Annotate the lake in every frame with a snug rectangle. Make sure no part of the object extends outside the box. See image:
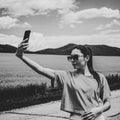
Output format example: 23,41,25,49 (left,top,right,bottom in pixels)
26,53,120,75
0,53,120,87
